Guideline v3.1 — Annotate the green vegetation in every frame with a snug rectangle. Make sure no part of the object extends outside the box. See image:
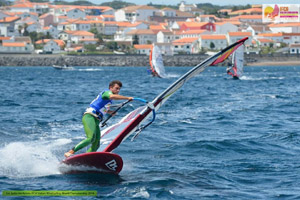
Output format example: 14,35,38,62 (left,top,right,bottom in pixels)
132,35,139,45
84,44,97,51
53,0,94,6
196,3,252,15
147,2,177,10
89,28,103,44
260,46,276,54
29,0,50,2
210,42,215,49
0,0,13,6
100,0,135,9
